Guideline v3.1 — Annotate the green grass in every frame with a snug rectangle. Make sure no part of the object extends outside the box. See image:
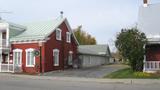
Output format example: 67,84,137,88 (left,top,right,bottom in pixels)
104,68,160,79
